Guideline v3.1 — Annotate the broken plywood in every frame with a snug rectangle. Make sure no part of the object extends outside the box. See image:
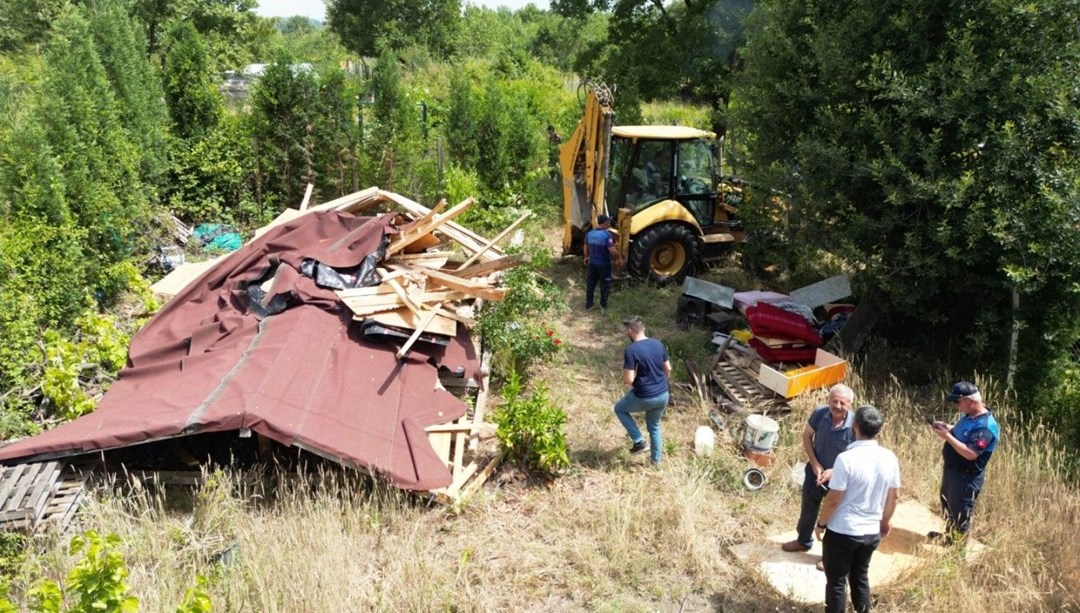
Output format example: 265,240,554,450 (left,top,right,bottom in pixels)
728,499,987,605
